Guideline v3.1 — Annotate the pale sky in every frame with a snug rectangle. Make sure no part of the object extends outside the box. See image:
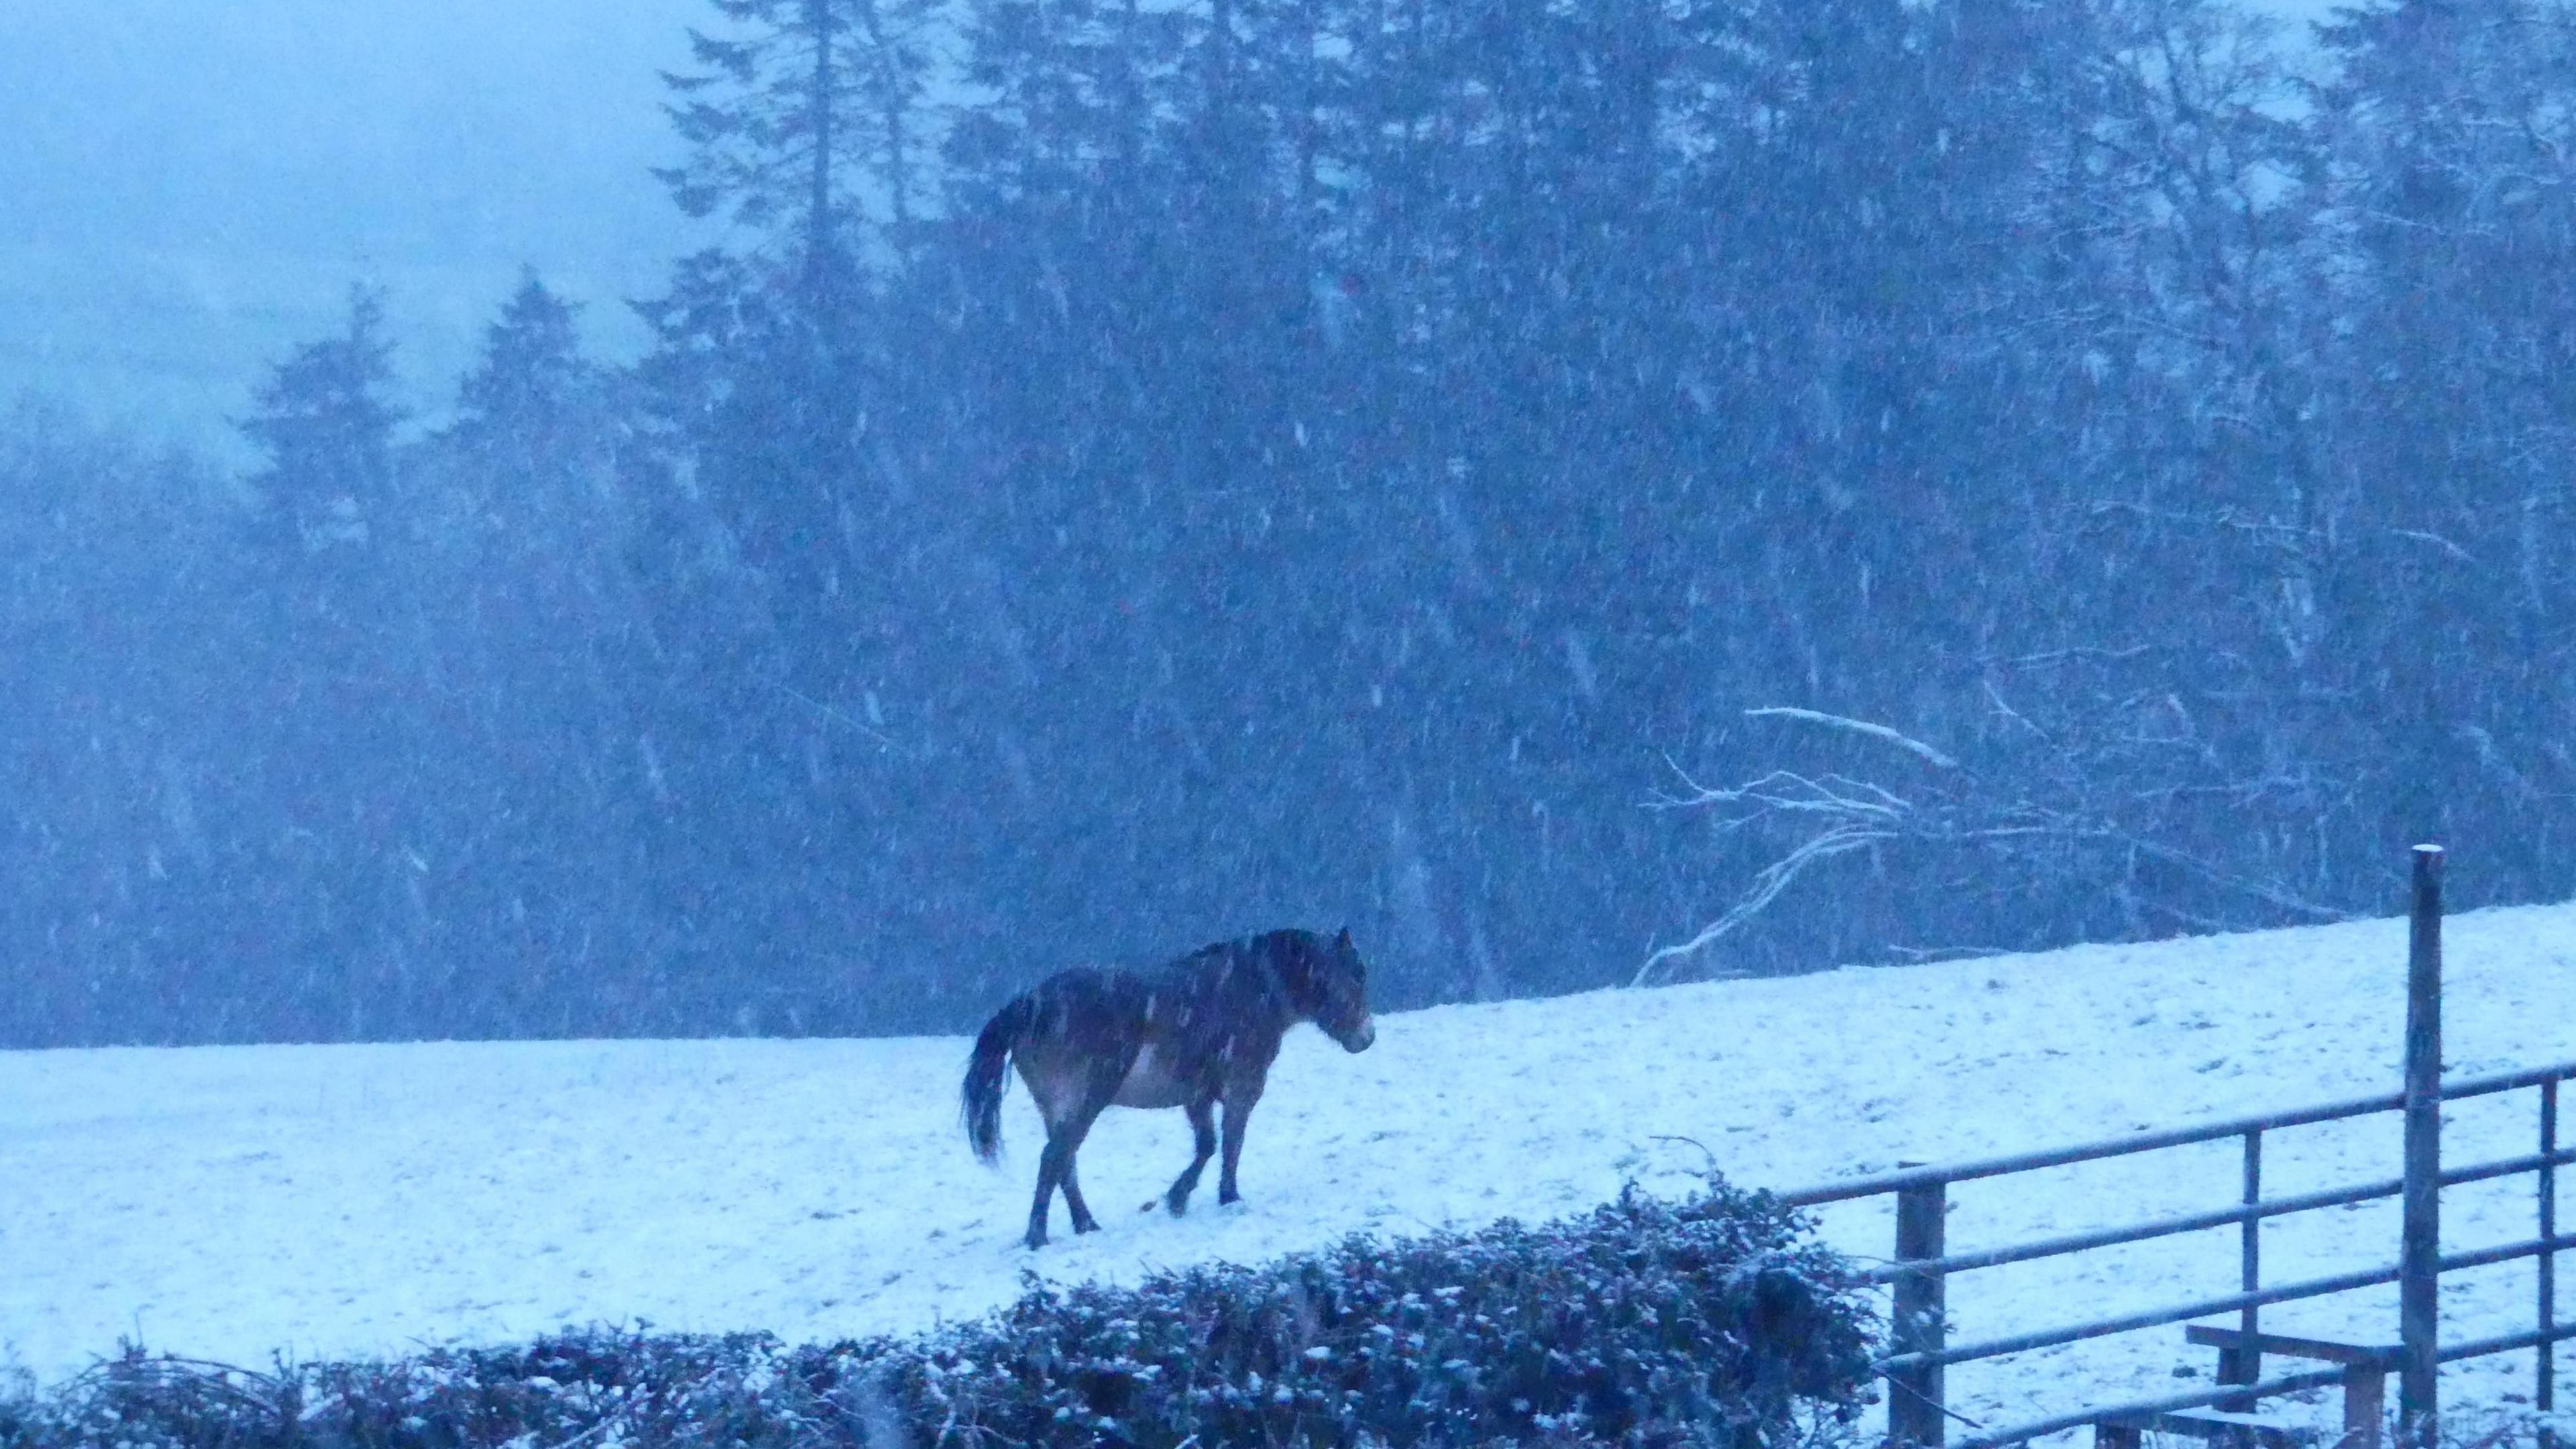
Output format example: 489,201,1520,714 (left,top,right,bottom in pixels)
0,1,706,453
